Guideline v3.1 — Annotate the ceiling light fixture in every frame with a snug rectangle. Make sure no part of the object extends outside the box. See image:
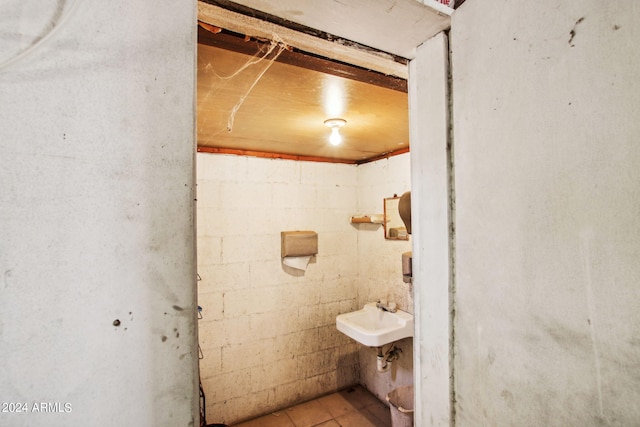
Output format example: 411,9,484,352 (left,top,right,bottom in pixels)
324,118,346,146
